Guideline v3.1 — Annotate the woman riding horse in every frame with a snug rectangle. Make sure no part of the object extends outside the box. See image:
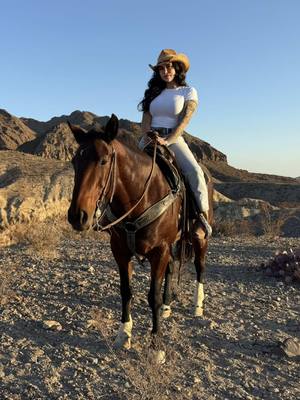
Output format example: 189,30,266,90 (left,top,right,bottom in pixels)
138,49,212,238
